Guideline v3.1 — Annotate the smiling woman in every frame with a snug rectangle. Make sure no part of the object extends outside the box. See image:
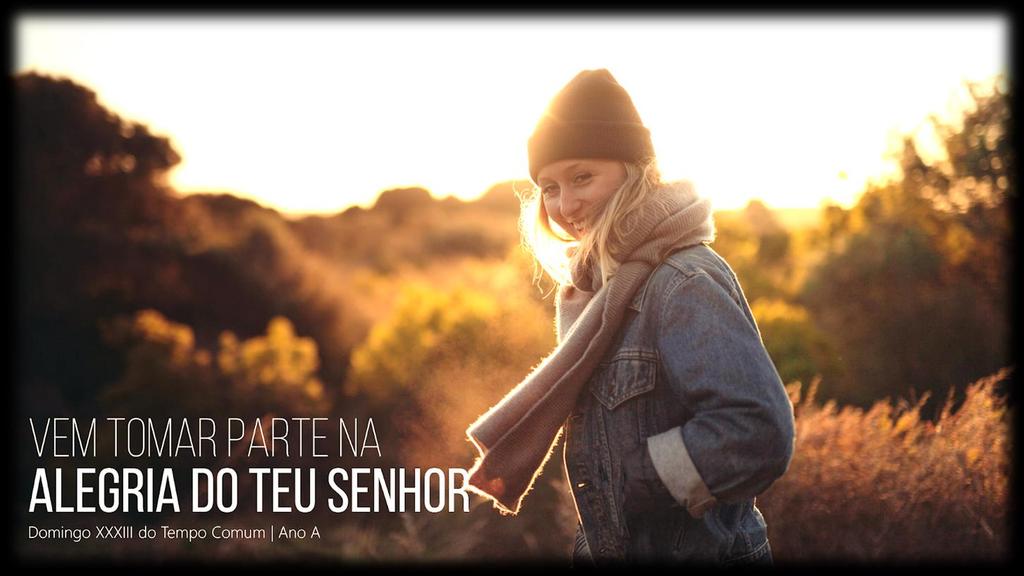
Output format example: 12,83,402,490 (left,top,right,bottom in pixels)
465,68,794,566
